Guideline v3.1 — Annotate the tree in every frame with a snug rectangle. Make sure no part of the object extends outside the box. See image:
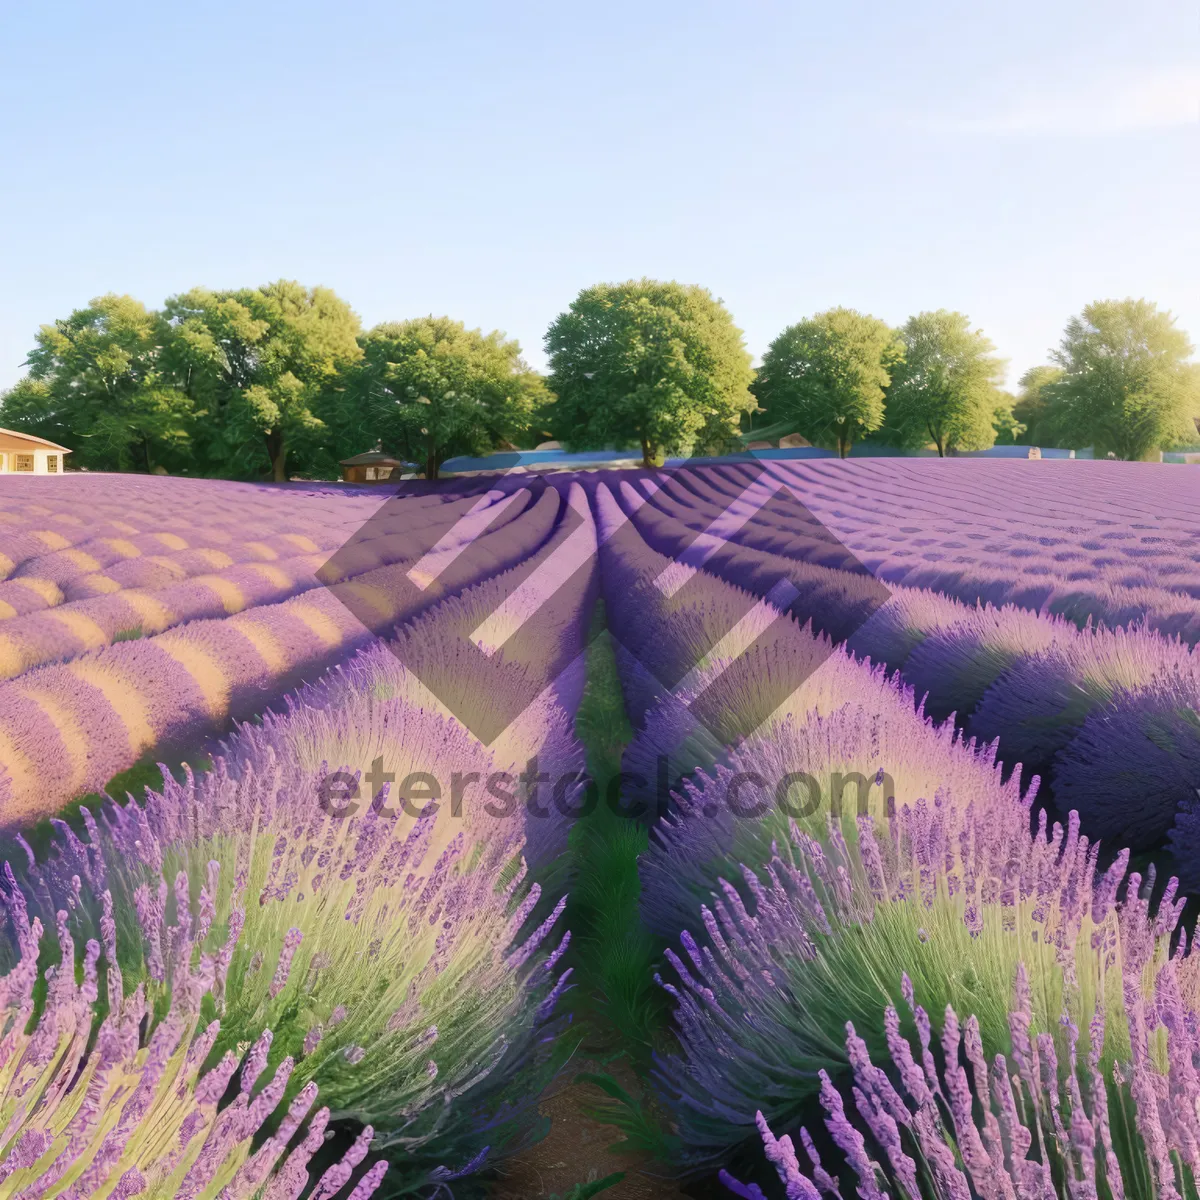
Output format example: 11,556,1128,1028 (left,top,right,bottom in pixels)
885,310,1007,457
991,392,1027,446
1011,365,1064,445
327,317,547,480
161,281,362,481
545,280,755,467
753,308,902,458
1039,299,1198,460
3,294,195,472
